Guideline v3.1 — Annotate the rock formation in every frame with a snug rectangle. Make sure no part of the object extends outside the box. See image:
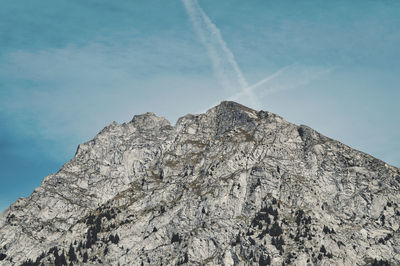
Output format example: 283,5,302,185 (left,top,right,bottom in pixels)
0,101,399,265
